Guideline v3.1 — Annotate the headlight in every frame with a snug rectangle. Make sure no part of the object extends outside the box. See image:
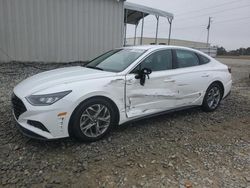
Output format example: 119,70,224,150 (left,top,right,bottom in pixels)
26,90,72,106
